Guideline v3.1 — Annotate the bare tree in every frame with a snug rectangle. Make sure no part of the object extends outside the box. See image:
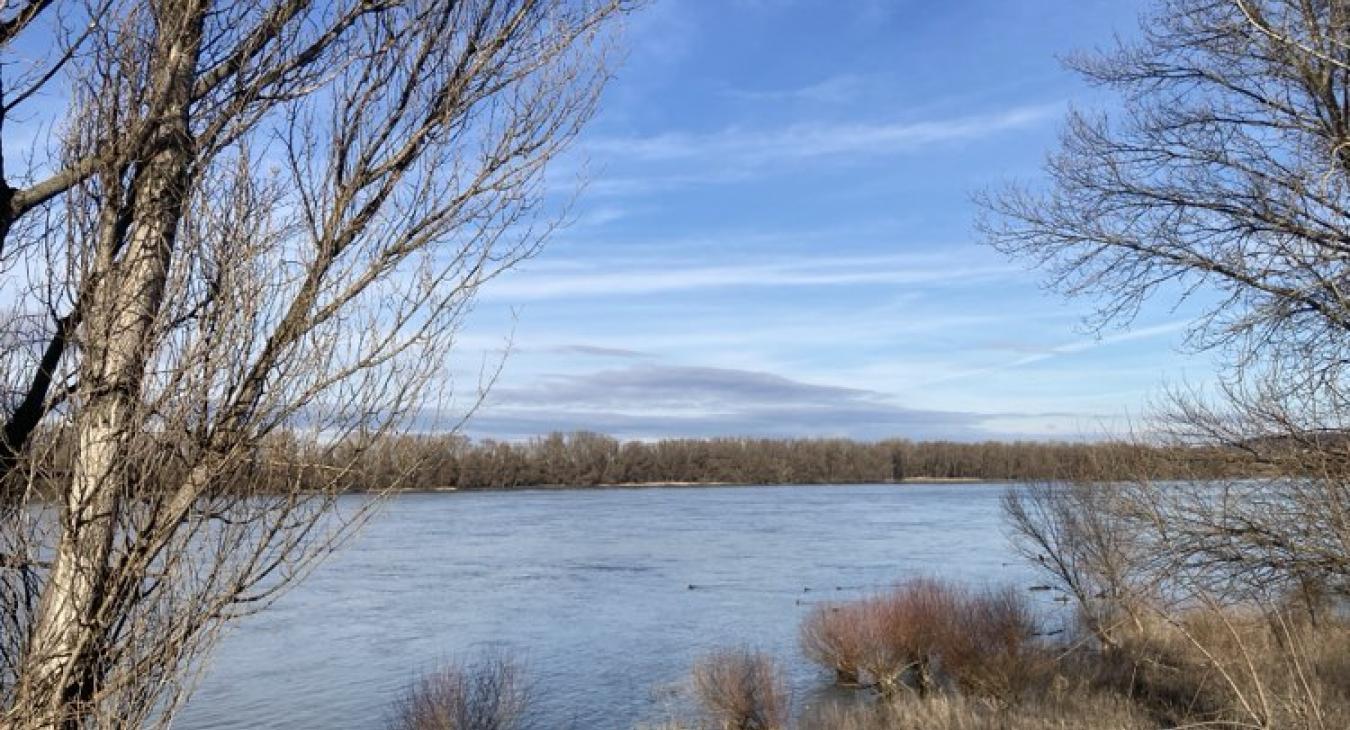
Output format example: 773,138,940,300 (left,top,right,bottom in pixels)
0,0,628,727
982,0,1350,608
1003,481,1153,647
981,0,1350,381
1130,379,1350,608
